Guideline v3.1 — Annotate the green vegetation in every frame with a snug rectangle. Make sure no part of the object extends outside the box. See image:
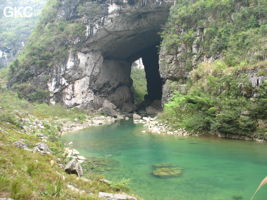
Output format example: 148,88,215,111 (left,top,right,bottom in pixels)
0,88,87,124
0,0,47,67
160,62,267,137
8,0,86,100
160,0,267,137
161,0,267,70
8,0,84,75
0,122,125,199
131,68,147,104
0,68,131,199
0,66,8,88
